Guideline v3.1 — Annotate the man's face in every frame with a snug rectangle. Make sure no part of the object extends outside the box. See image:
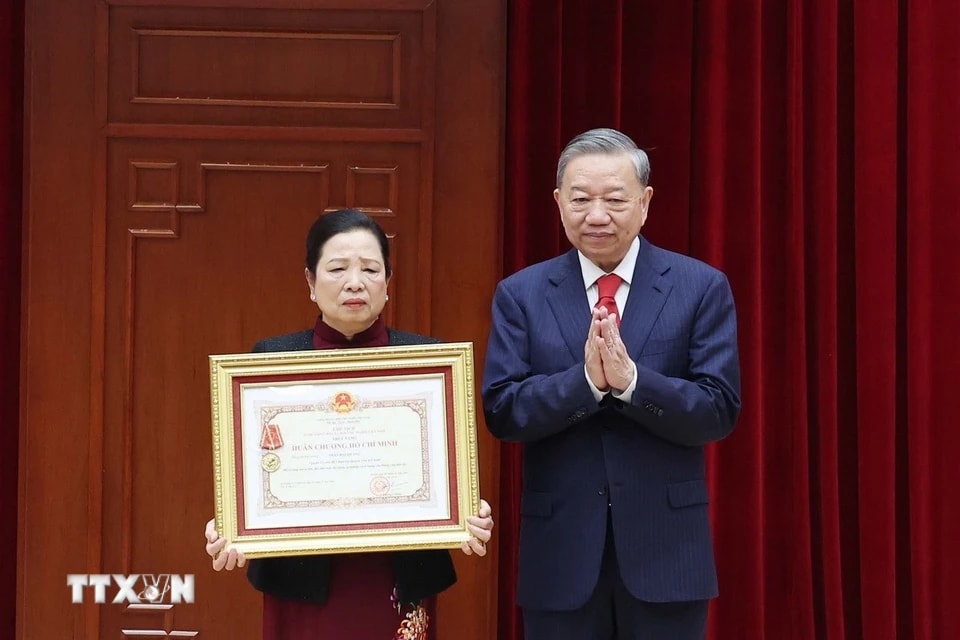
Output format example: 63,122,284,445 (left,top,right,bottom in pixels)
554,152,653,271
